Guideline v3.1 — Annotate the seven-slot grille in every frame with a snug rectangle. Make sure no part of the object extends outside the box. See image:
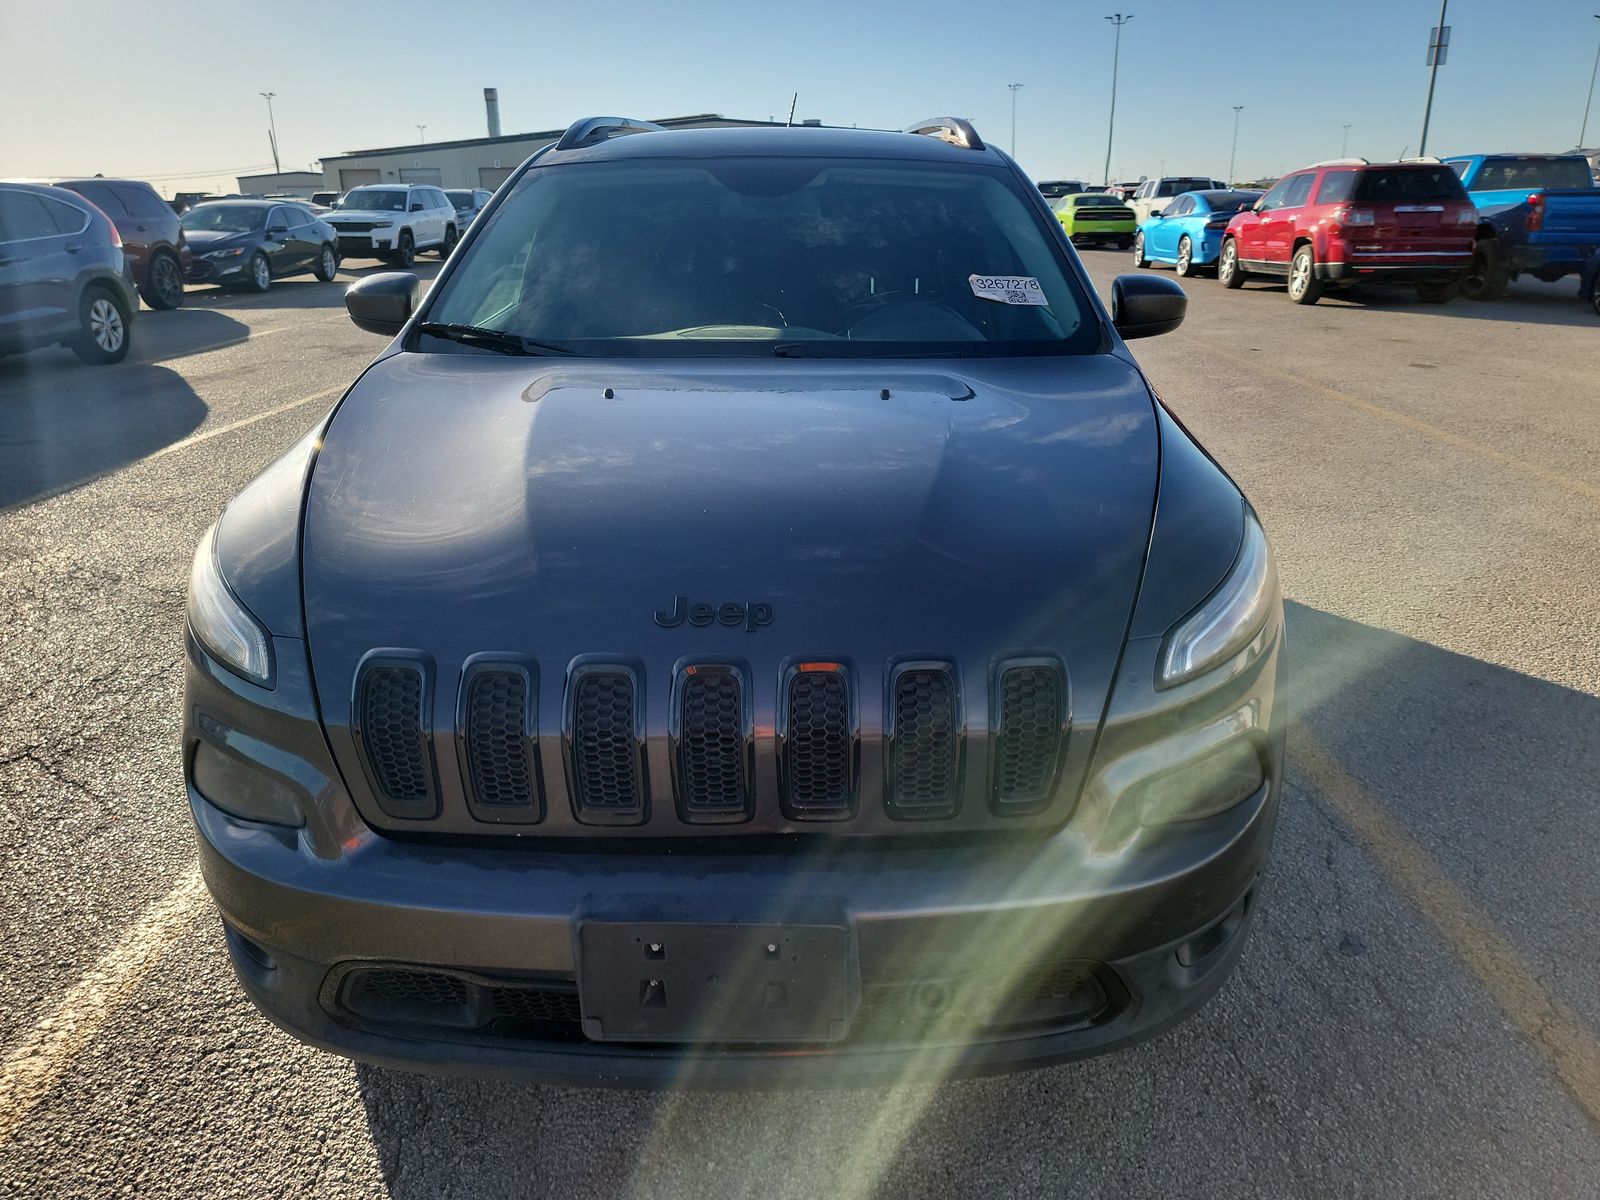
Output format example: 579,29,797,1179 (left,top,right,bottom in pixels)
569,669,643,821
676,668,750,819
886,664,961,818
355,662,435,816
781,667,854,818
463,666,539,813
991,663,1066,812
